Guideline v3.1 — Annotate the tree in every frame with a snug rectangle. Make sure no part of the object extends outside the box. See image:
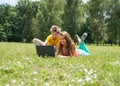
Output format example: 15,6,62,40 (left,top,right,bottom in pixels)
87,0,107,45
62,0,82,39
0,4,20,42
32,0,65,41
117,2,120,46
105,0,120,45
0,25,6,41
16,0,39,42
